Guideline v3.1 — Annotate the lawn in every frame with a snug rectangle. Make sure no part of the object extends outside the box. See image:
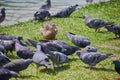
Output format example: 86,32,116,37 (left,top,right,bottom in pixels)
0,0,120,80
